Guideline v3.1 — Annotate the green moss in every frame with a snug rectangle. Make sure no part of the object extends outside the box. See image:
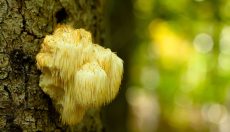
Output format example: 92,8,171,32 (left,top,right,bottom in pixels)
0,54,9,68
